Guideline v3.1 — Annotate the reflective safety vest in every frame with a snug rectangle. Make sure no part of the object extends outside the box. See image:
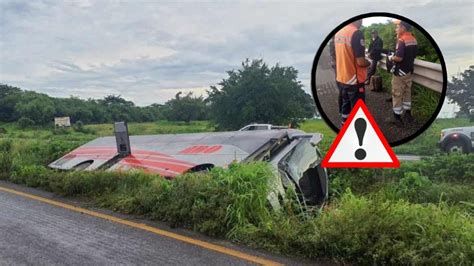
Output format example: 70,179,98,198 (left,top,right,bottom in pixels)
335,24,367,85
